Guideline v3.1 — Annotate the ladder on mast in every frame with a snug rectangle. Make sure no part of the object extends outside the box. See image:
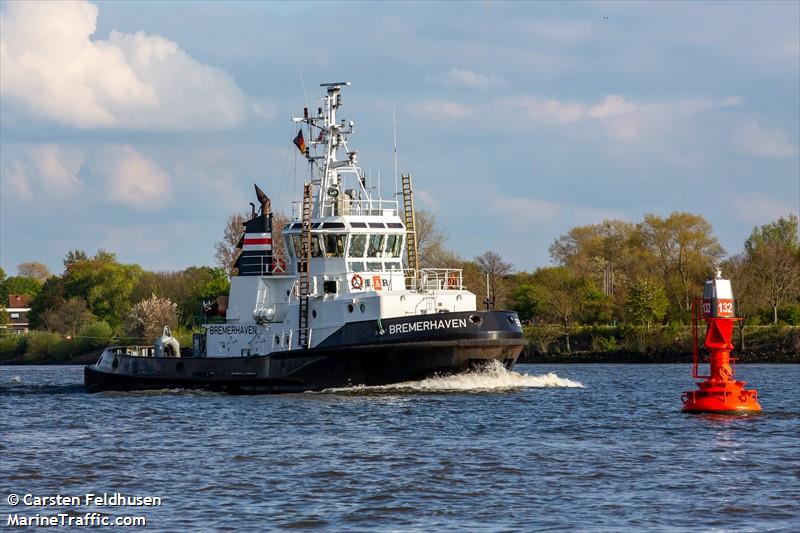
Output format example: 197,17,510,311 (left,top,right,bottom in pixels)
401,174,419,274
297,183,313,348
